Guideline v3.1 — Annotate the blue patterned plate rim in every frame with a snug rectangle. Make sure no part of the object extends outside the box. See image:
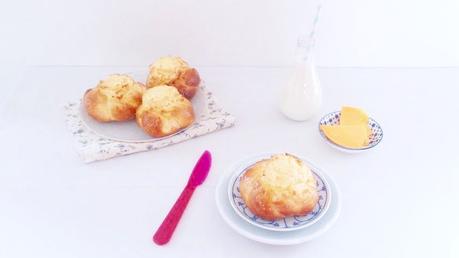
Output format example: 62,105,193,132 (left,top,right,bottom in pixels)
318,111,384,151
227,153,332,232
